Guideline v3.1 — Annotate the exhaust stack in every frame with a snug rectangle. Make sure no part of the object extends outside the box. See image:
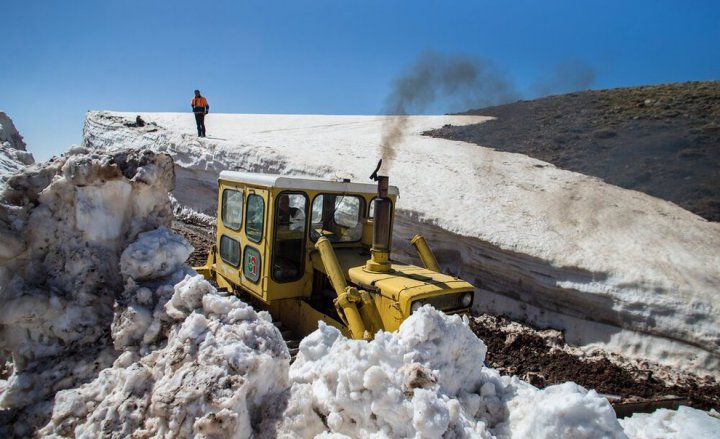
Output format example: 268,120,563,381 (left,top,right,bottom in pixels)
366,175,392,273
